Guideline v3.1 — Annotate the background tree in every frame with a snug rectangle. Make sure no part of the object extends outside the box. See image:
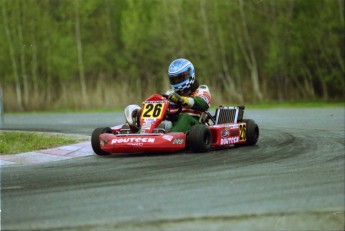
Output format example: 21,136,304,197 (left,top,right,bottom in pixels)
0,0,343,111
